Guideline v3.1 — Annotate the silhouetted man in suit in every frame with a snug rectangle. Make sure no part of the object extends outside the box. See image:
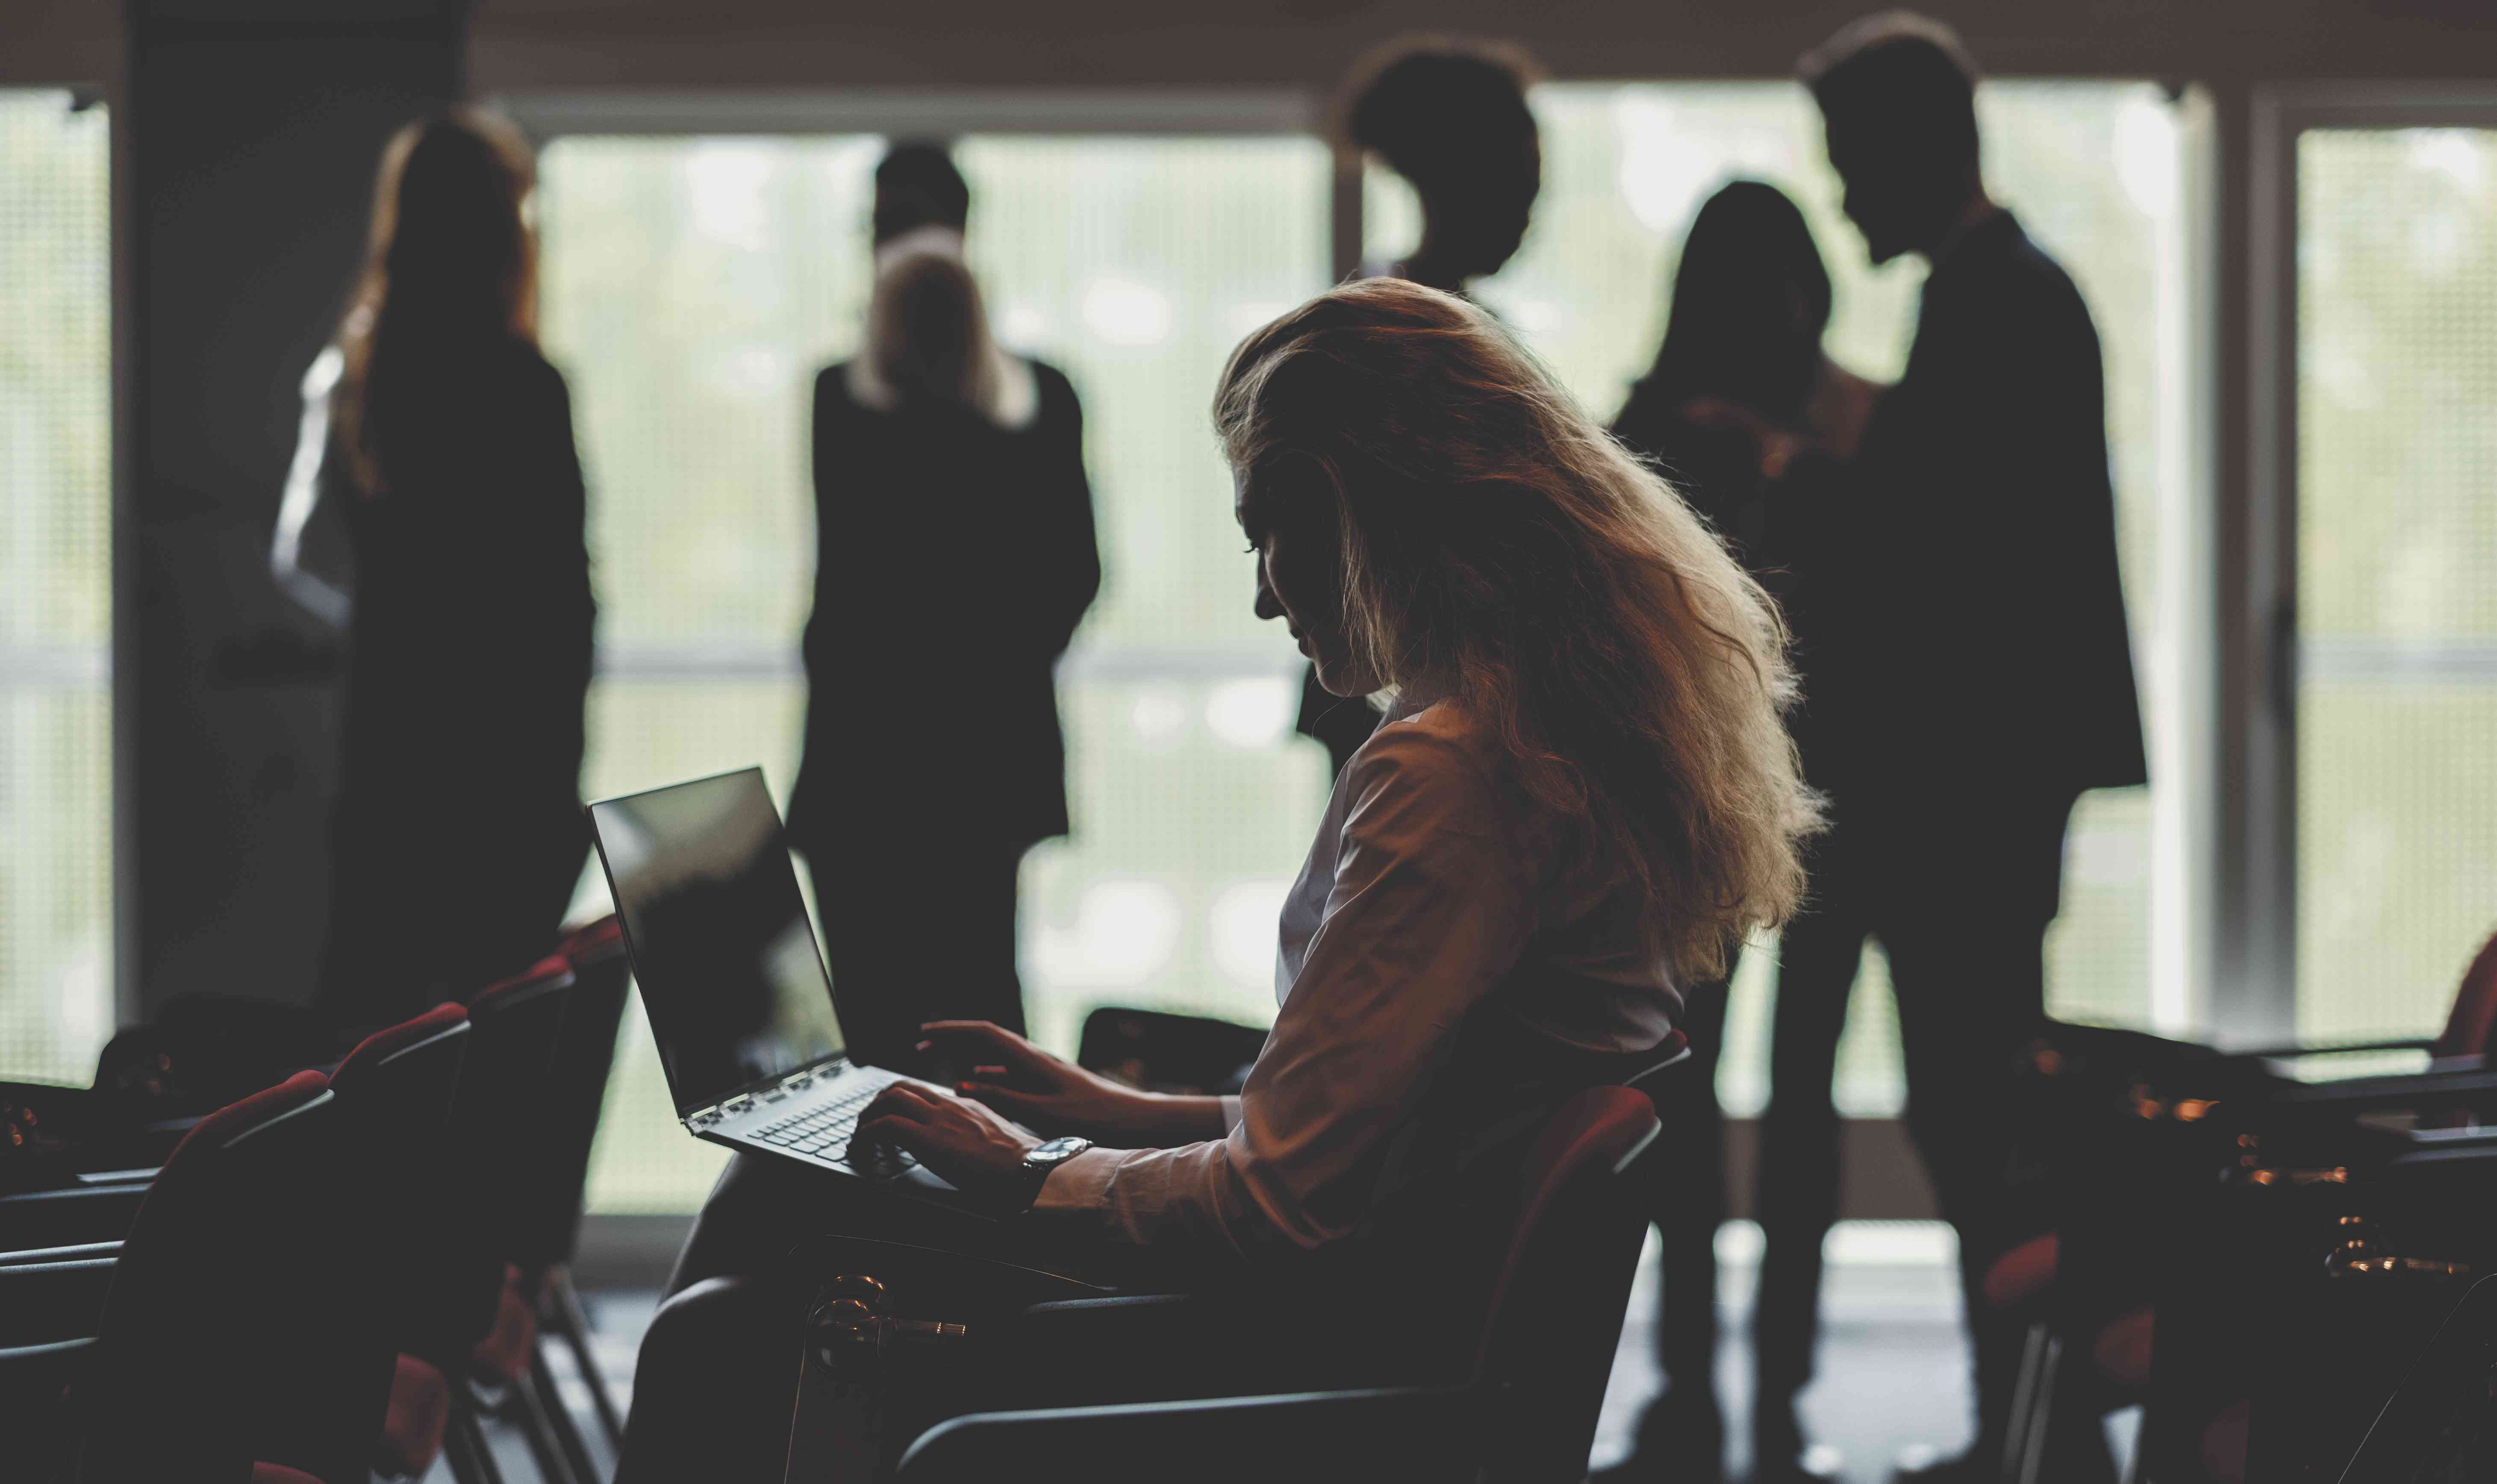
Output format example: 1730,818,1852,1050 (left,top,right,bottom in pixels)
1745,16,2147,1484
